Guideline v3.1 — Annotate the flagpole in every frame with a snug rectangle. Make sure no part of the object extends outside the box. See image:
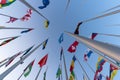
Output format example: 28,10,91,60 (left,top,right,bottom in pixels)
64,0,70,12
65,32,120,68
96,33,120,38
82,9,120,23
17,72,24,80
60,61,63,80
35,68,42,80
19,0,48,20
75,55,91,80
0,39,47,79
62,50,69,80
0,13,17,18
0,26,33,29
